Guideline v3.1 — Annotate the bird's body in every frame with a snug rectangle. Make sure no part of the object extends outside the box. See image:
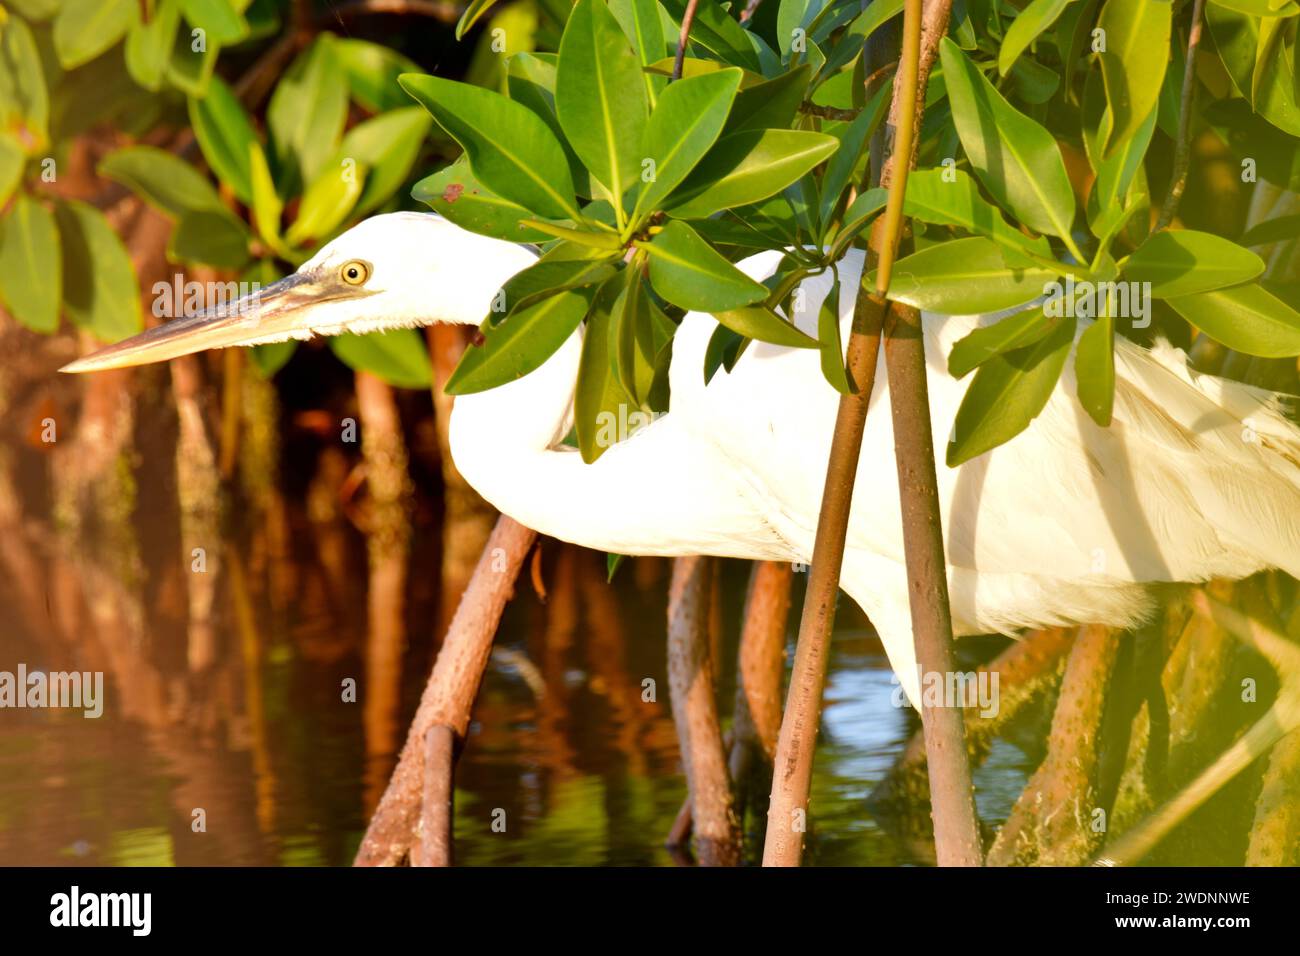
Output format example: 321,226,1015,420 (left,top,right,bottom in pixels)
65,212,1300,703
